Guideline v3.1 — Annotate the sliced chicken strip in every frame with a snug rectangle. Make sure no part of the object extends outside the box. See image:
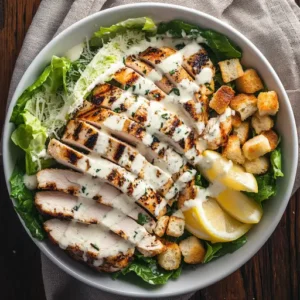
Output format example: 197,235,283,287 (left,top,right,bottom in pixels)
76,103,196,193
37,169,156,233
48,139,168,217
44,218,135,272
203,107,233,150
125,55,174,94
90,83,200,158
38,192,165,256
62,120,176,200
113,67,166,102
139,46,209,134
